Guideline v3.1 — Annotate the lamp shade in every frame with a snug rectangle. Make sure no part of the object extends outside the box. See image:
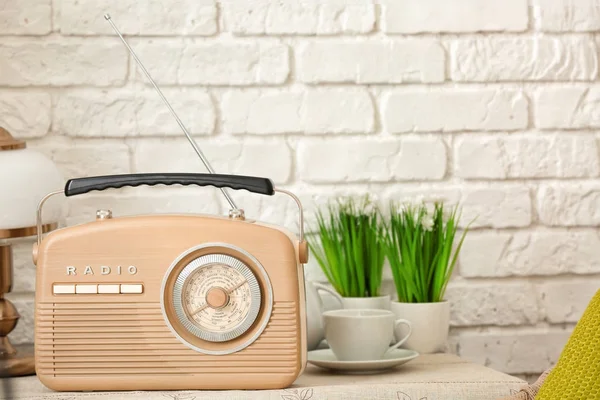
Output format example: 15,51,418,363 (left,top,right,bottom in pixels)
0,129,64,231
